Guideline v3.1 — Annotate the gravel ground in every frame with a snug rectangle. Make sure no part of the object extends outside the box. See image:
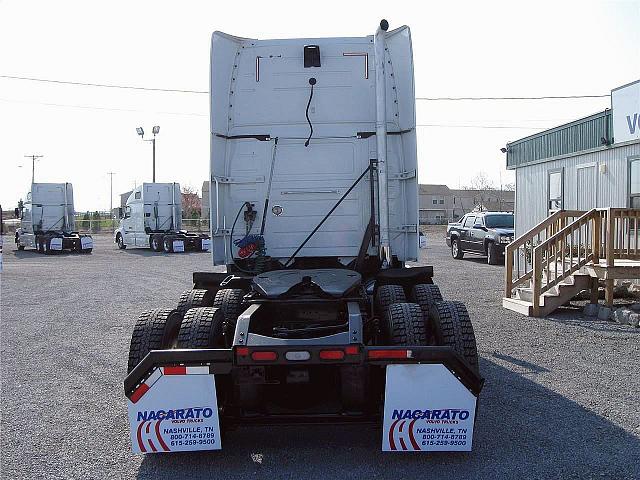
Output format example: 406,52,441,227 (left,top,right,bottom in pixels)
1,233,639,480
